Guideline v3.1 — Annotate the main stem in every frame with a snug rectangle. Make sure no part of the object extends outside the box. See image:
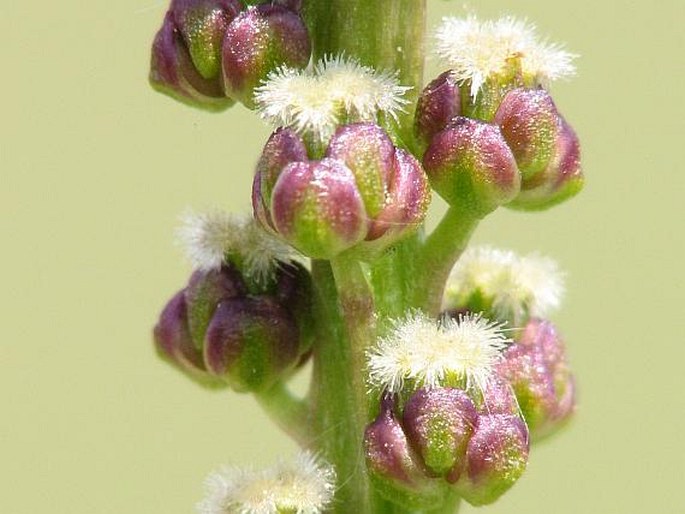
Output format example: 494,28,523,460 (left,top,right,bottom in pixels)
303,1,427,513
